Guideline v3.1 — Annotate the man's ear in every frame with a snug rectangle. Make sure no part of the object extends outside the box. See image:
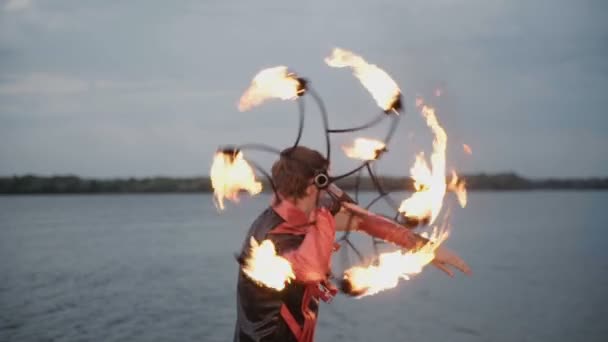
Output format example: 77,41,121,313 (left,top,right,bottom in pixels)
305,184,318,196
